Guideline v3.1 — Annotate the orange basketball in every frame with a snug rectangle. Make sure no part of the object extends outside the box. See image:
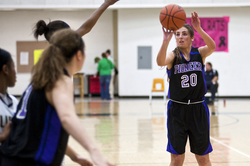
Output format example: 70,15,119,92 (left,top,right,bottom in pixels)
159,4,186,31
